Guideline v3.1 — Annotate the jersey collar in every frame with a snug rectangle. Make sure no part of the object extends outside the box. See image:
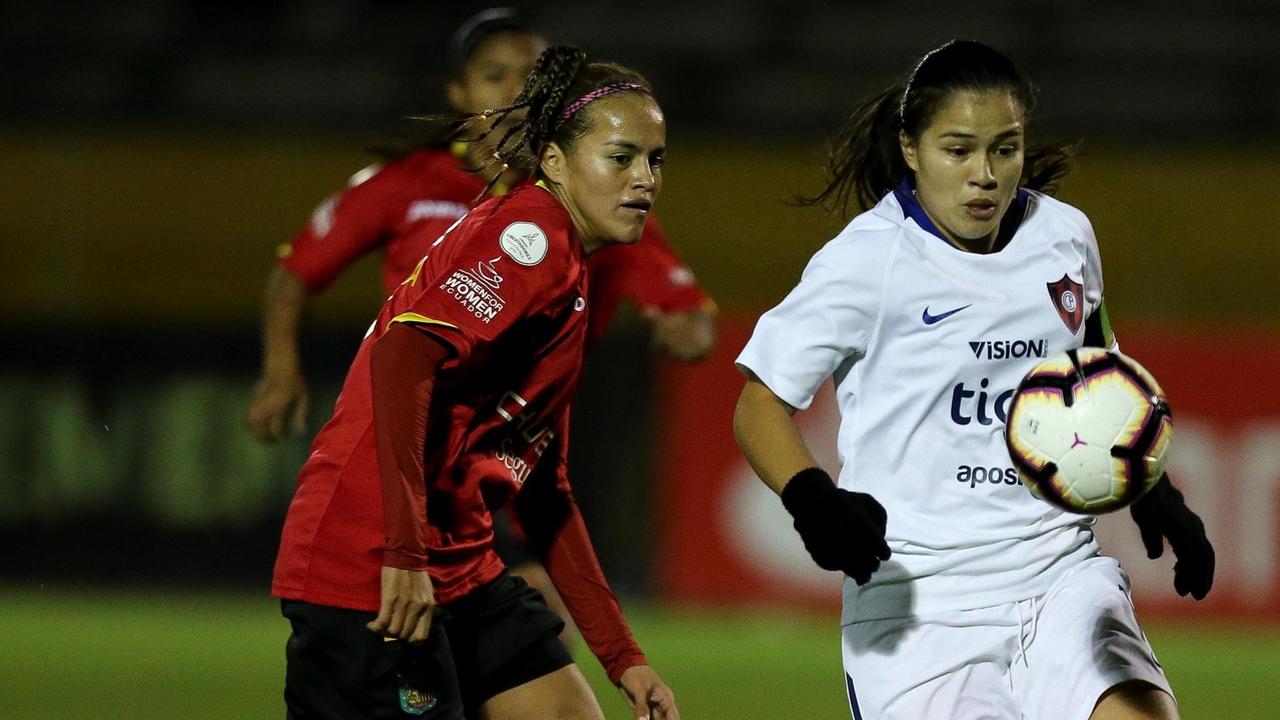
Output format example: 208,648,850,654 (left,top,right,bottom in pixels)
892,178,1031,252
